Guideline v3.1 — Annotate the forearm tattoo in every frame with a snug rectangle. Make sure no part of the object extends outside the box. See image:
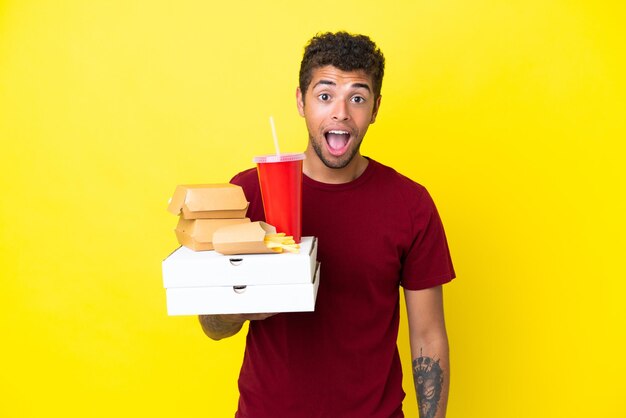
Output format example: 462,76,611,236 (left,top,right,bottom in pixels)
413,349,444,418
198,315,242,337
